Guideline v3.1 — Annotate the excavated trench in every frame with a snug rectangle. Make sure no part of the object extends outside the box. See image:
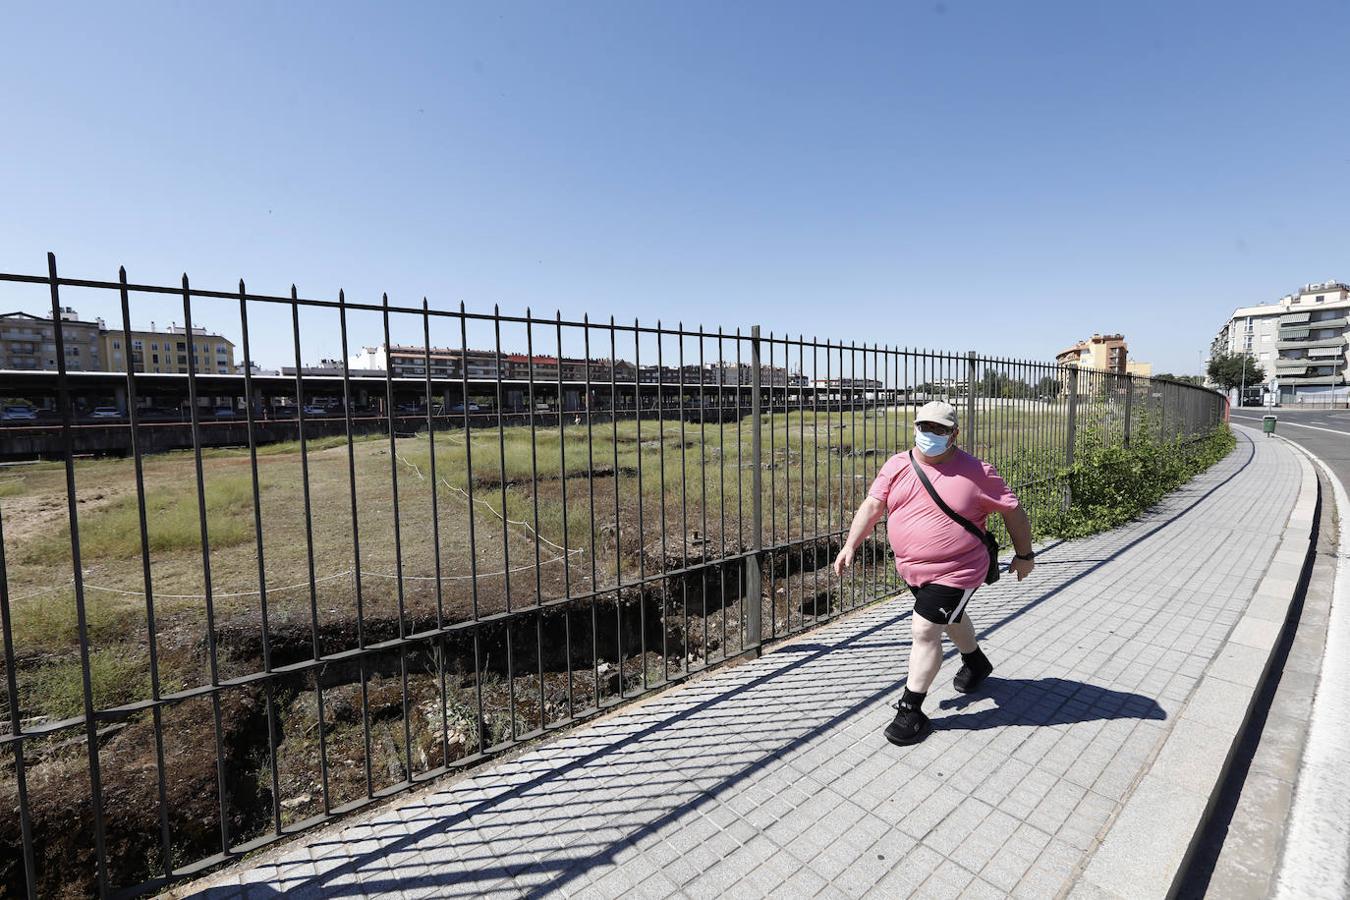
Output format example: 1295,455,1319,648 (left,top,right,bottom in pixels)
0,532,892,898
